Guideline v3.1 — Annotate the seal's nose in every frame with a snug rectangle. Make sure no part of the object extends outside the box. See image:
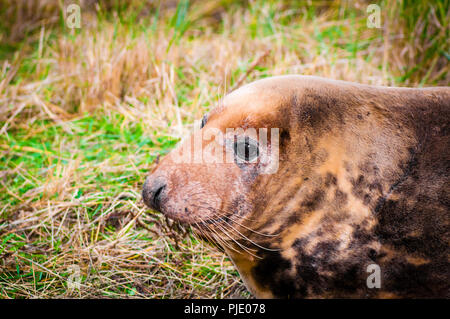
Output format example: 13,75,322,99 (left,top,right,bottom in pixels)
142,176,166,212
